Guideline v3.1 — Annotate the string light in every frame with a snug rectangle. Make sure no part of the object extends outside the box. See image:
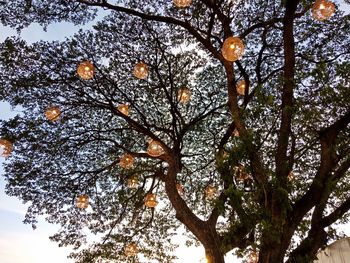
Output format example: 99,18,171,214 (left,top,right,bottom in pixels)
133,62,148,79
0,139,13,158
119,154,134,169
76,195,89,209
312,0,335,21
144,193,158,208
222,36,245,62
45,106,61,121
77,61,94,80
